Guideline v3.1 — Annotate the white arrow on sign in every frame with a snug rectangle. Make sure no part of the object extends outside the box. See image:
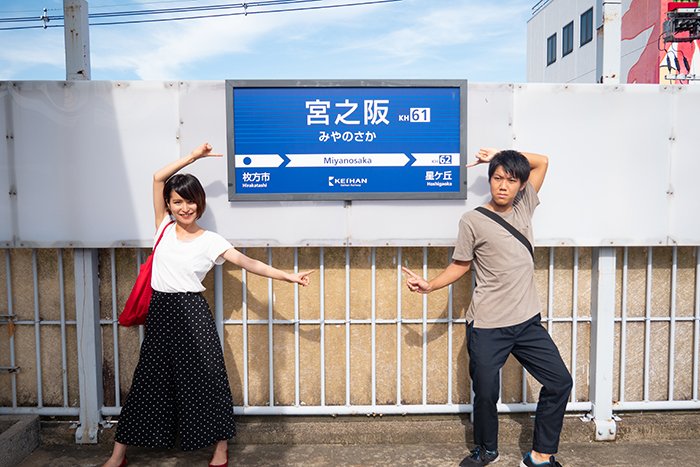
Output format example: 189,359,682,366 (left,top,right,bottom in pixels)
411,153,460,167
286,153,409,167
235,154,285,168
